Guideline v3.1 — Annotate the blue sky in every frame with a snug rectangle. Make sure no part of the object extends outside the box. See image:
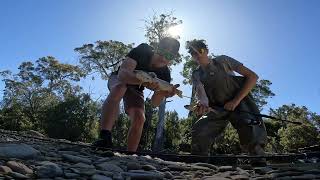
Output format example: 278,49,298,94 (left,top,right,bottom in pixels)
1,0,319,118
